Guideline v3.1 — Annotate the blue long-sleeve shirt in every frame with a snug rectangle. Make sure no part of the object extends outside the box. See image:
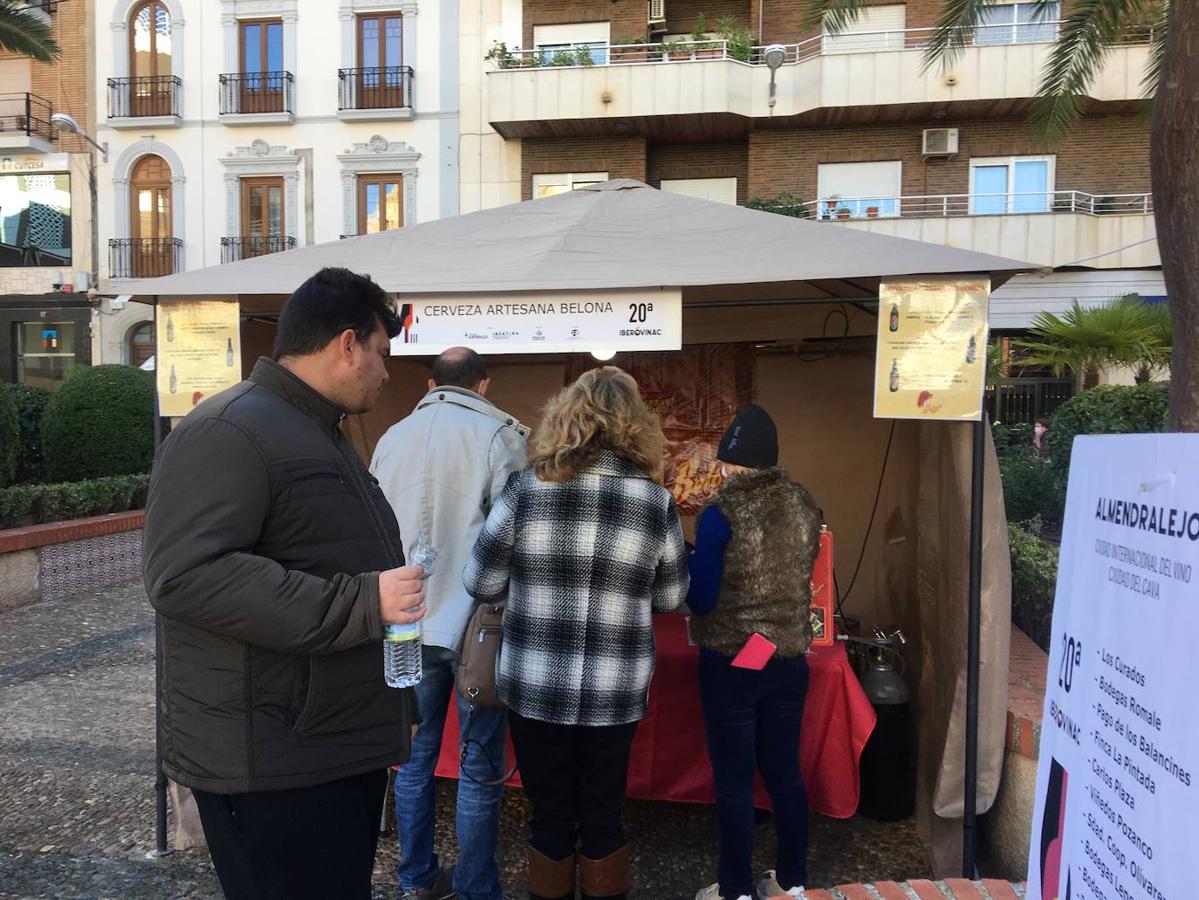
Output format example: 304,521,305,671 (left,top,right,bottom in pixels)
686,504,732,615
